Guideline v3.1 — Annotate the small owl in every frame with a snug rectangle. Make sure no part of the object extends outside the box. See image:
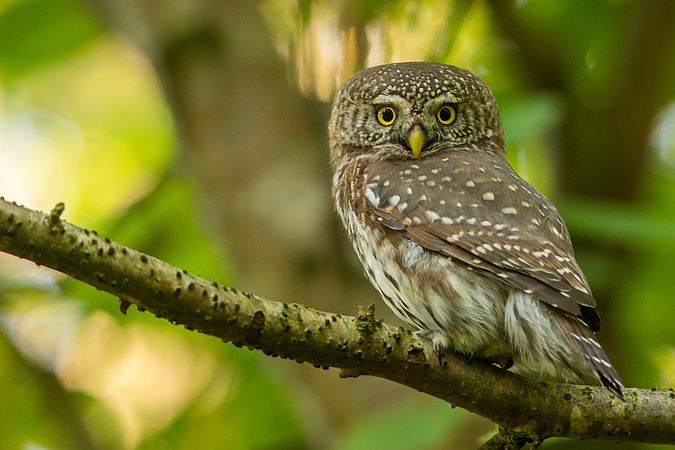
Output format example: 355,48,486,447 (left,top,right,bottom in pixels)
328,62,623,396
